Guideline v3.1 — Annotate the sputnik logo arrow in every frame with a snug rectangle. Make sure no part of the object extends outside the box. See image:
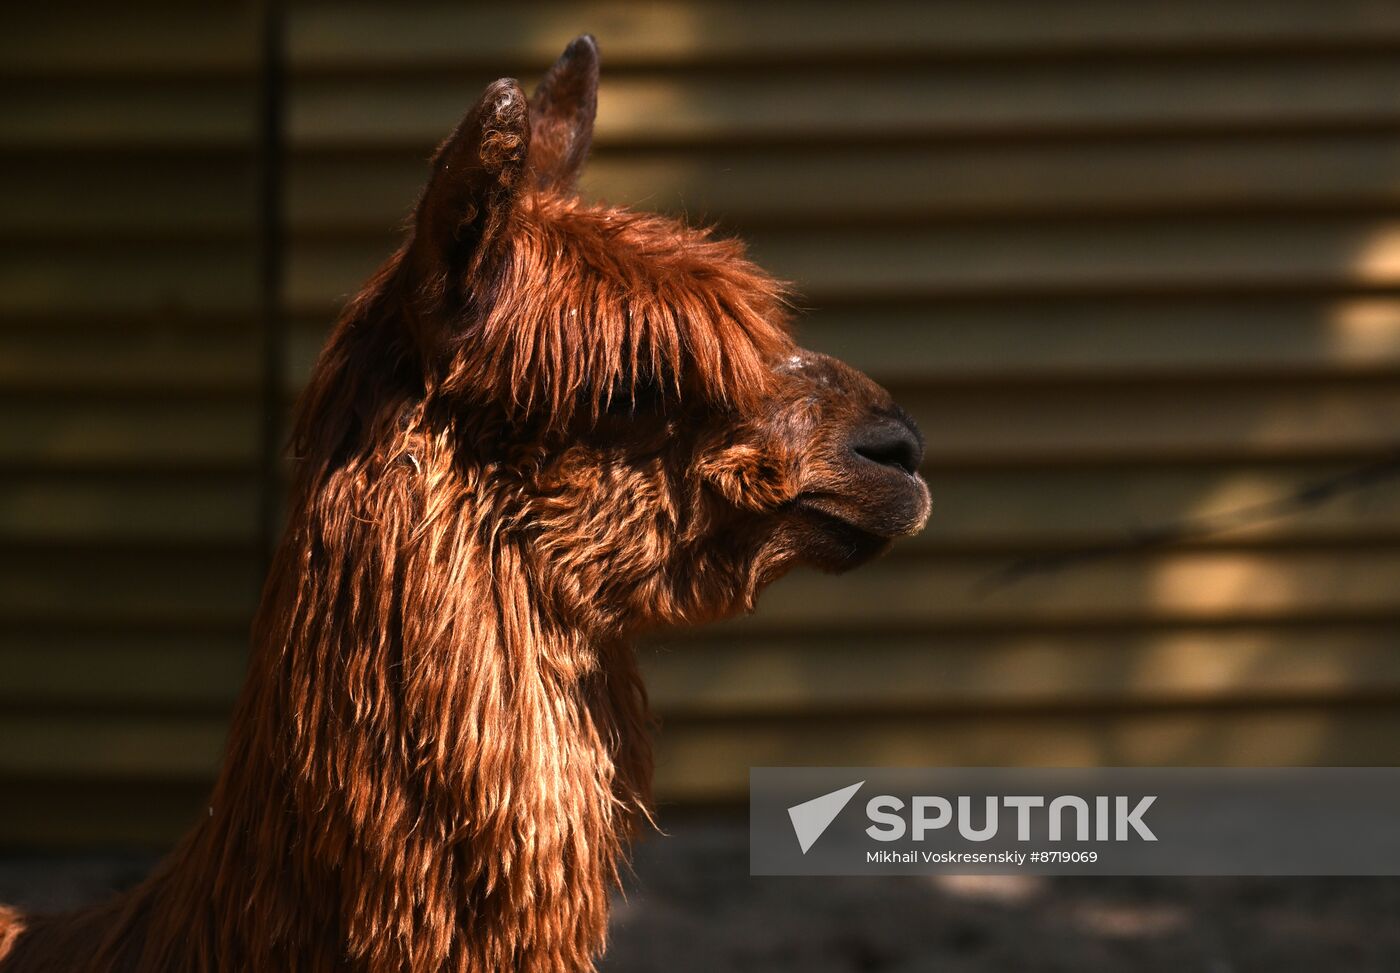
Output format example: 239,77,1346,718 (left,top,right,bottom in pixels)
787,781,864,854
